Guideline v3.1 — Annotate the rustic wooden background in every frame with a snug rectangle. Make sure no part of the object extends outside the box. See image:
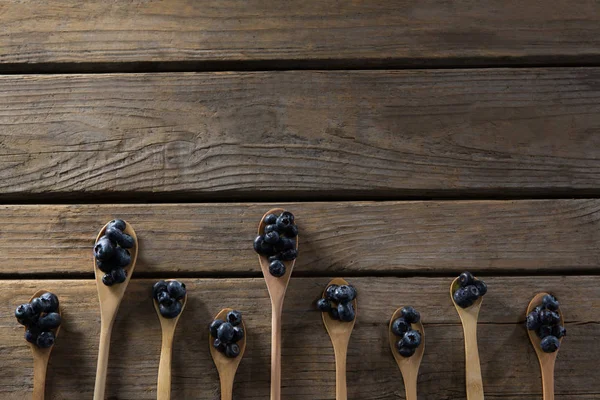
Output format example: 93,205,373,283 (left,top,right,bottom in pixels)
0,1,599,399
